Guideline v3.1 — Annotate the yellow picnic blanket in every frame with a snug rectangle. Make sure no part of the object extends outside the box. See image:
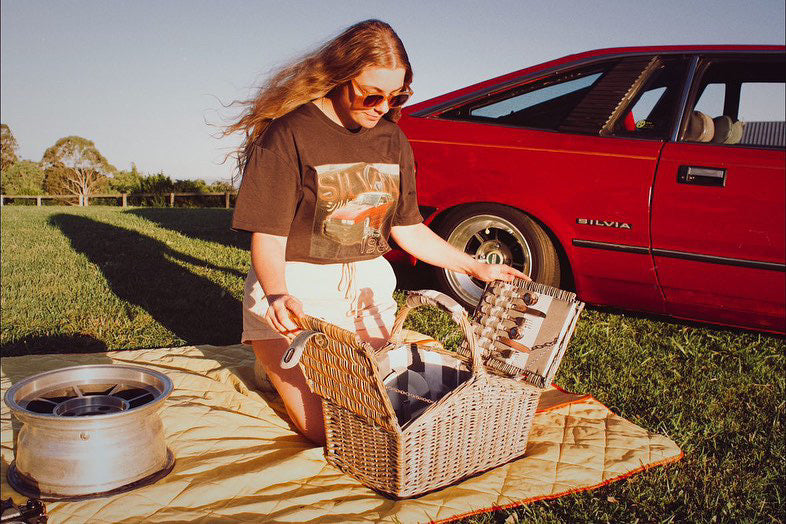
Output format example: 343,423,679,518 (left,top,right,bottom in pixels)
1,344,682,523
